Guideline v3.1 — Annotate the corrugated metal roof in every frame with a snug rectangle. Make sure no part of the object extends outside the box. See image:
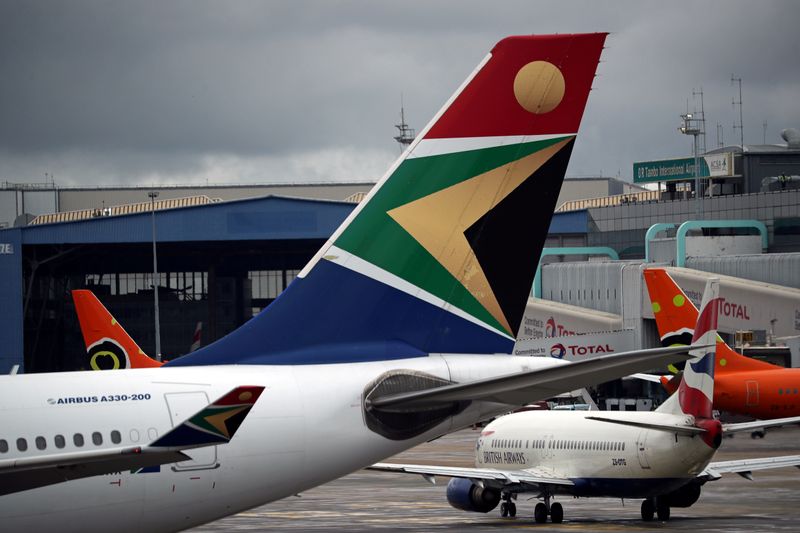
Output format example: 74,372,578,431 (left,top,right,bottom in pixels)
13,195,355,245
557,190,660,212
30,195,219,225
